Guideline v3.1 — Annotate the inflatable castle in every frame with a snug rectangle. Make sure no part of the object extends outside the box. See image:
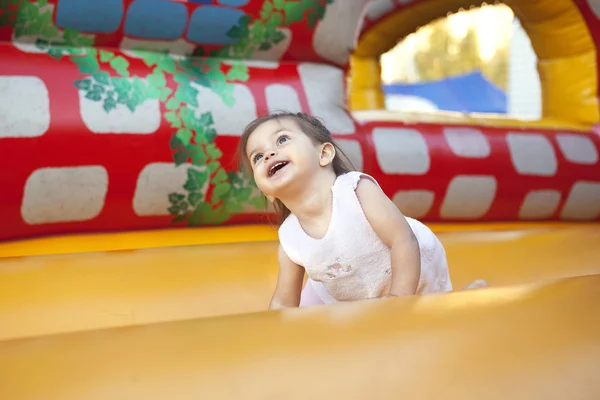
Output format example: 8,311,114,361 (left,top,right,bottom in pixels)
0,0,599,398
